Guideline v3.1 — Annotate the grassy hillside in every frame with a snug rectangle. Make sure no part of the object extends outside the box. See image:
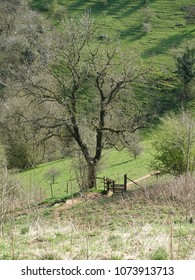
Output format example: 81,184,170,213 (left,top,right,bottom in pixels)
40,0,195,68
19,139,154,200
